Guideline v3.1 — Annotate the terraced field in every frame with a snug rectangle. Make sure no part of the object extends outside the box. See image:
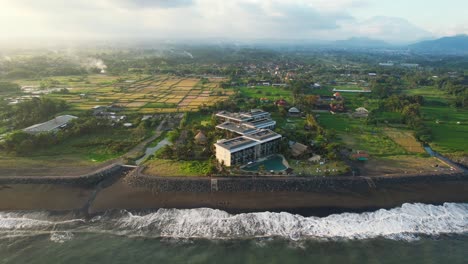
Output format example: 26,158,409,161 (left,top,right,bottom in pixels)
24,75,232,114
